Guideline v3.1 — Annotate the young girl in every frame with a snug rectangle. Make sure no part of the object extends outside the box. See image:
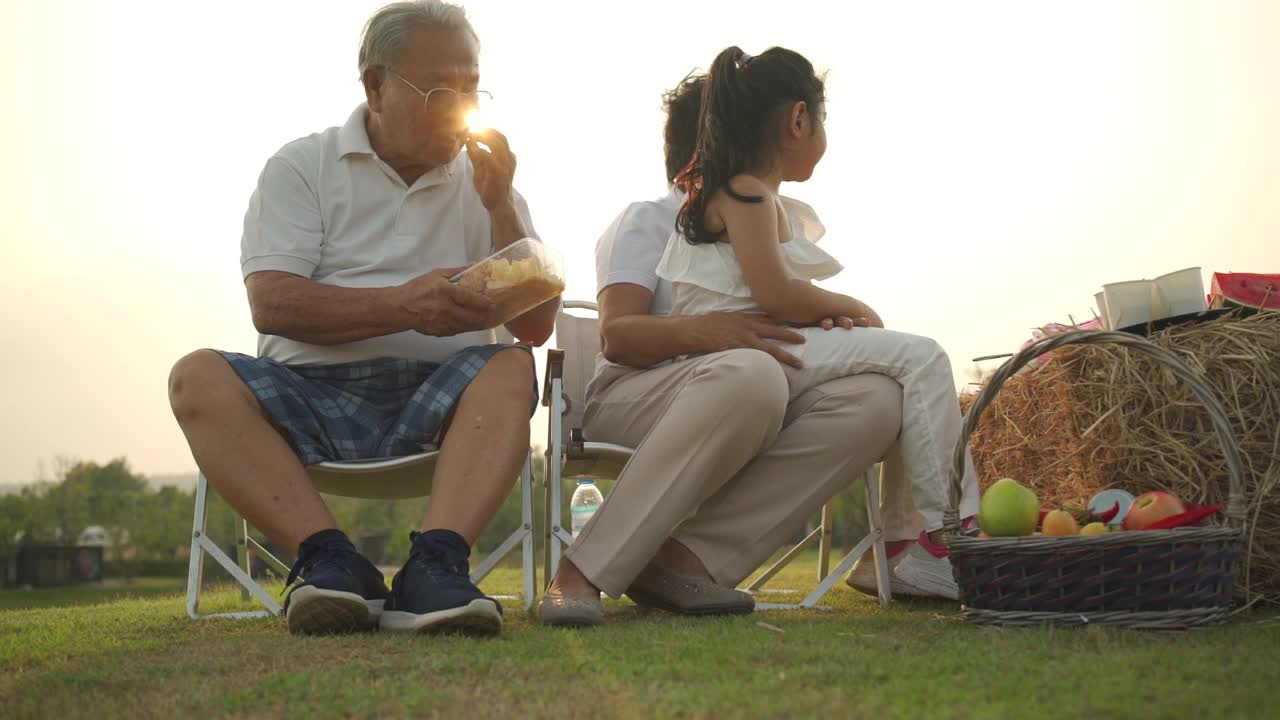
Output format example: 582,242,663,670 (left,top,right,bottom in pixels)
657,46,979,578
